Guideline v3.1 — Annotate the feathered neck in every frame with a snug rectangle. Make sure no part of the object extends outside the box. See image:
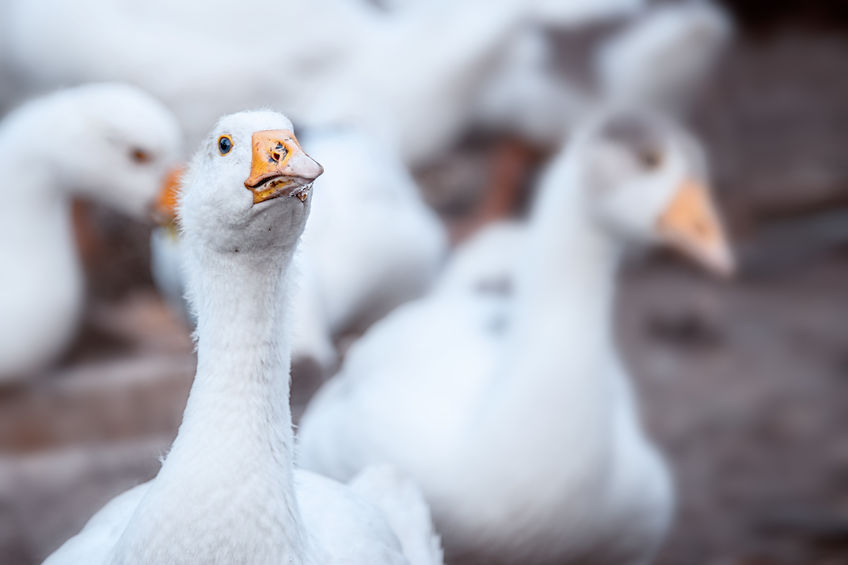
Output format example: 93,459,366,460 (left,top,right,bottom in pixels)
111,225,308,564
